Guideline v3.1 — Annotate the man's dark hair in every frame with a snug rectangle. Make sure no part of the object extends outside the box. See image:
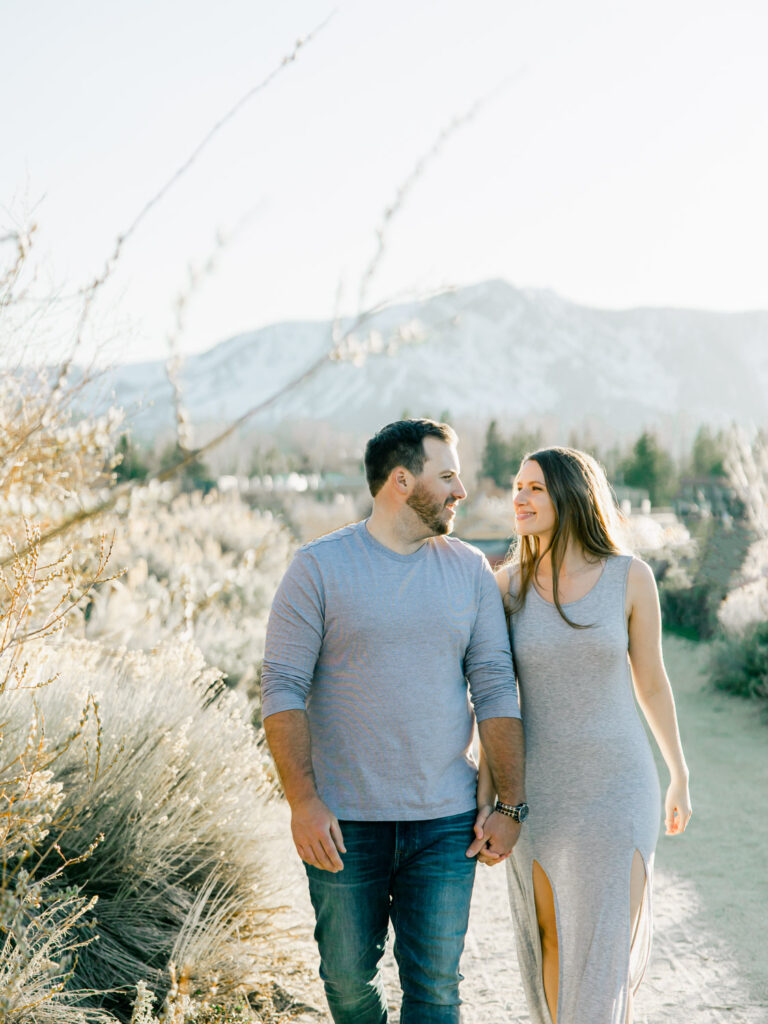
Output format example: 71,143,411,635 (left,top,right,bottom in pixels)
364,419,457,497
